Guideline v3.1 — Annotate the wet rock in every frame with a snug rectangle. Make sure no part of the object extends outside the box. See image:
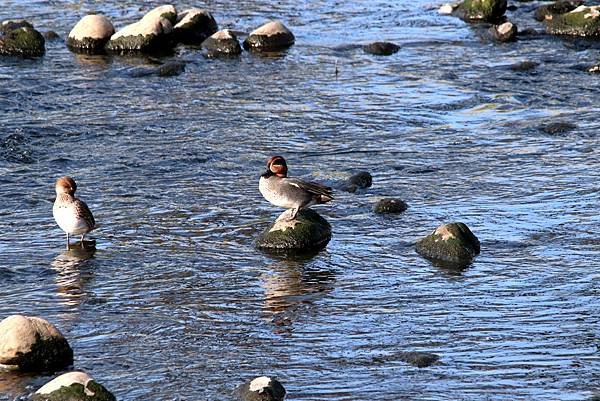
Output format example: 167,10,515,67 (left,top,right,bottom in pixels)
256,208,331,252
363,41,400,56
539,121,577,134
534,0,583,22
0,315,73,371
373,198,408,214
546,5,600,37
0,20,45,57
397,351,440,368
340,171,372,193
32,371,115,401
106,5,176,53
235,376,286,401
509,60,538,71
243,20,295,52
456,0,507,22
415,222,480,265
201,29,241,57
43,31,60,41
67,14,114,53
438,3,460,15
173,8,218,44
158,60,185,76
489,21,517,42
